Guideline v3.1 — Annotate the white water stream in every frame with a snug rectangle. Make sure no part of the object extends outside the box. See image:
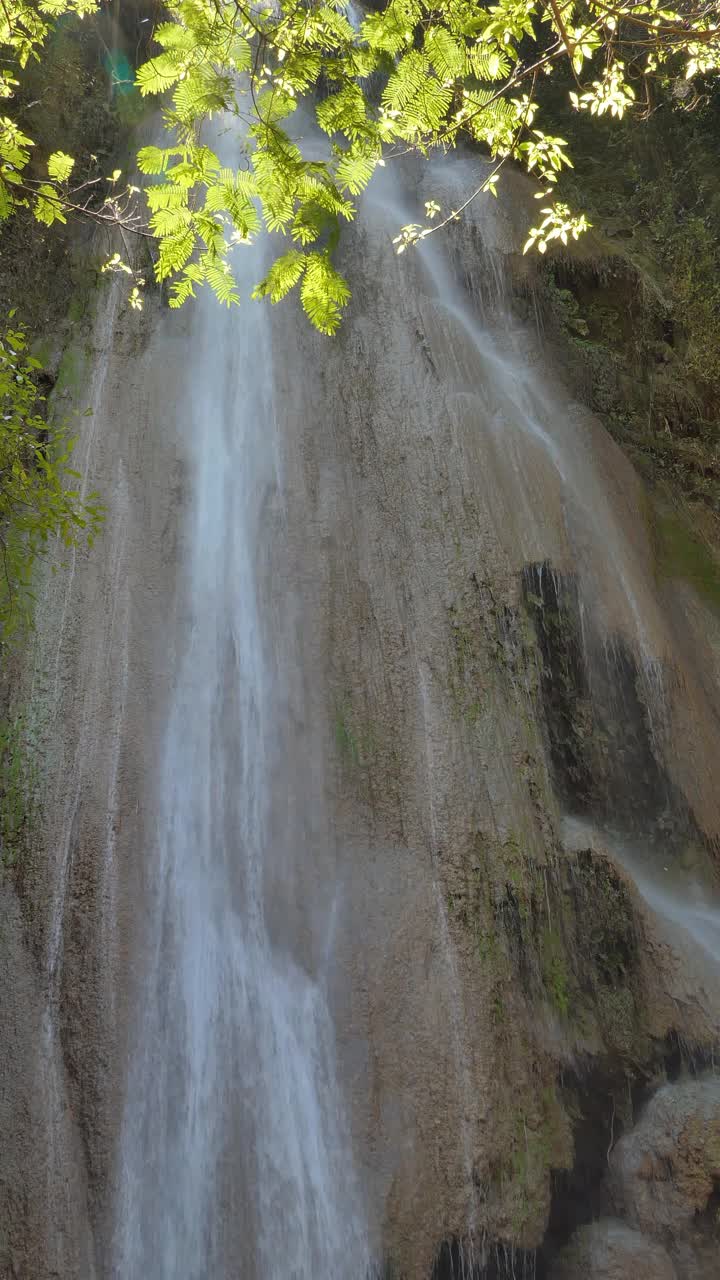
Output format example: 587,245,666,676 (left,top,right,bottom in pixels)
563,816,720,971
111,237,370,1277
